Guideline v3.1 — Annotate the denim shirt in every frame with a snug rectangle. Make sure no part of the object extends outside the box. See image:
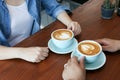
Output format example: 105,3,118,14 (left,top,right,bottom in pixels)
0,0,68,46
